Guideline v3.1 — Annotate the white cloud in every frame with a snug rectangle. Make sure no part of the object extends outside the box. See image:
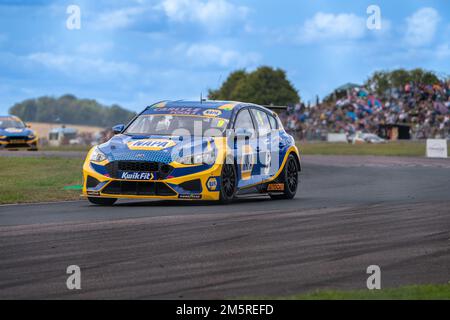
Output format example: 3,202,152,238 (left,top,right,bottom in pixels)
297,12,366,43
404,7,440,47
160,0,248,31
94,6,147,30
176,43,260,68
27,52,138,77
77,42,114,54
